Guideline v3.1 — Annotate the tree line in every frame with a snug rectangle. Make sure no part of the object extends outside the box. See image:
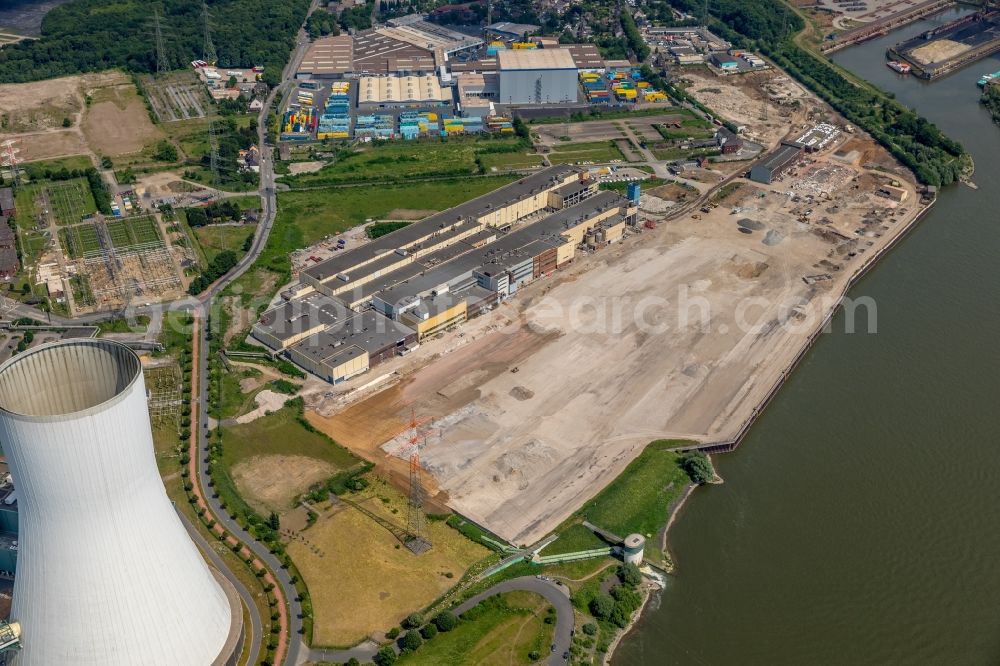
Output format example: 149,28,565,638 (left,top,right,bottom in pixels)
0,0,310,84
